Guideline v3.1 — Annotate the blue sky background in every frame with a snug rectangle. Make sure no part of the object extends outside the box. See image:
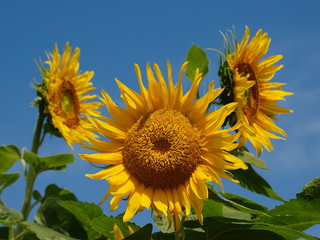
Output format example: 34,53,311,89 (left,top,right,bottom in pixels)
1,0,320,237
